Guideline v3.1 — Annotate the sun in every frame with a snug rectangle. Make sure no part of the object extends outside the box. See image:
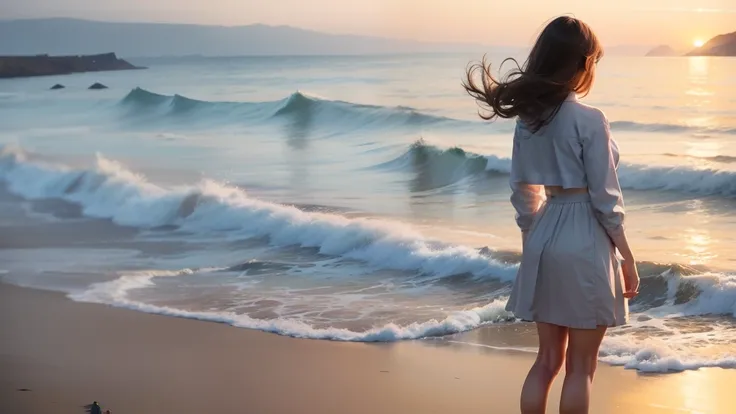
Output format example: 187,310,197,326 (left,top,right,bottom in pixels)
693,39,705,48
